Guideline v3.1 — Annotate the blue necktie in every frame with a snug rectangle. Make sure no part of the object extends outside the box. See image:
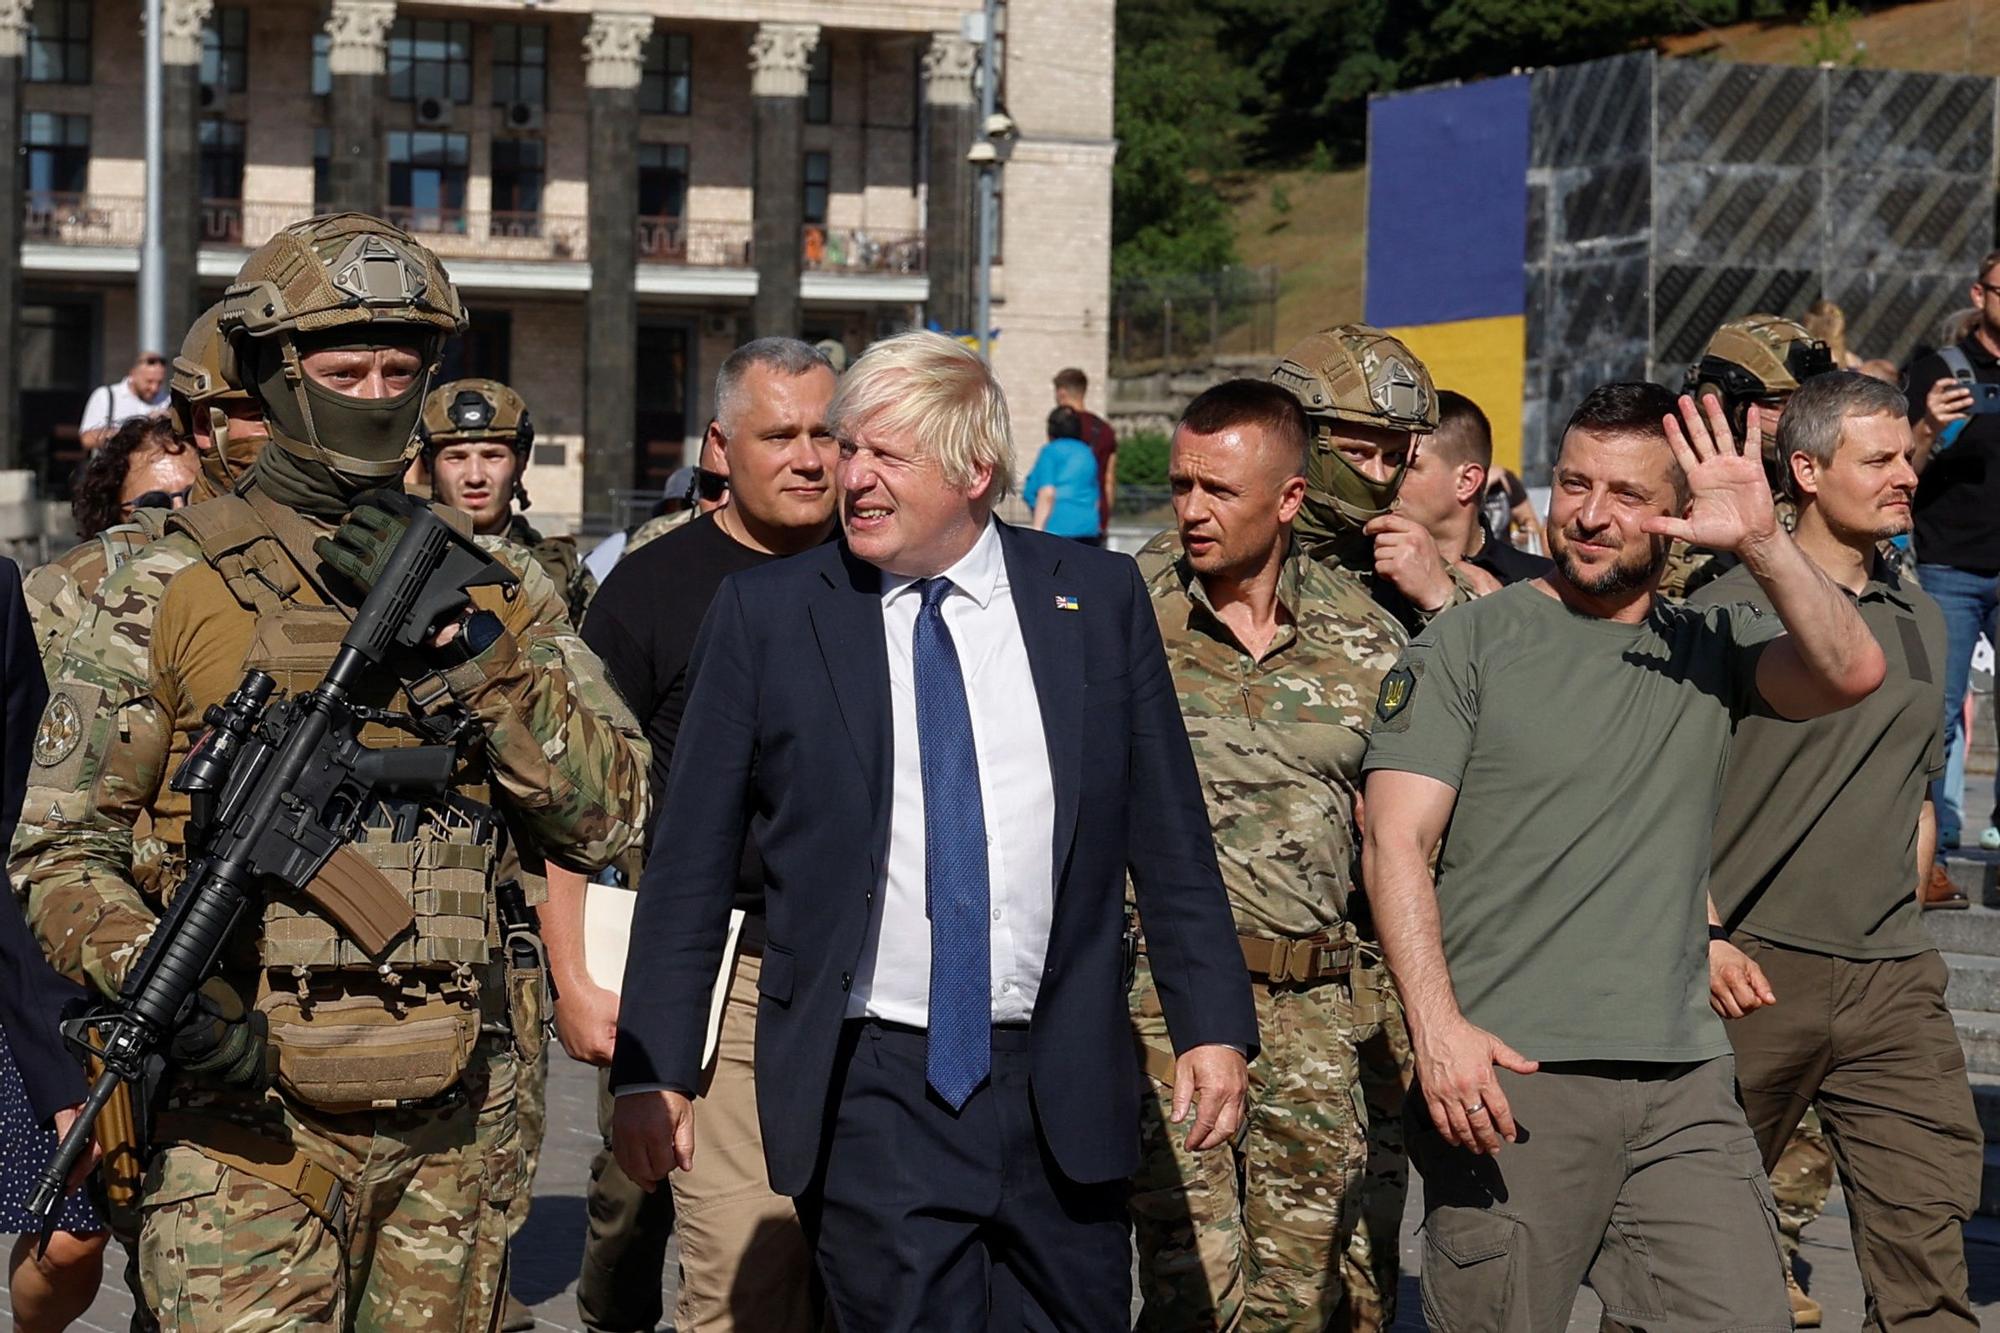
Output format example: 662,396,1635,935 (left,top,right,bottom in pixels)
914,576,990,1109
